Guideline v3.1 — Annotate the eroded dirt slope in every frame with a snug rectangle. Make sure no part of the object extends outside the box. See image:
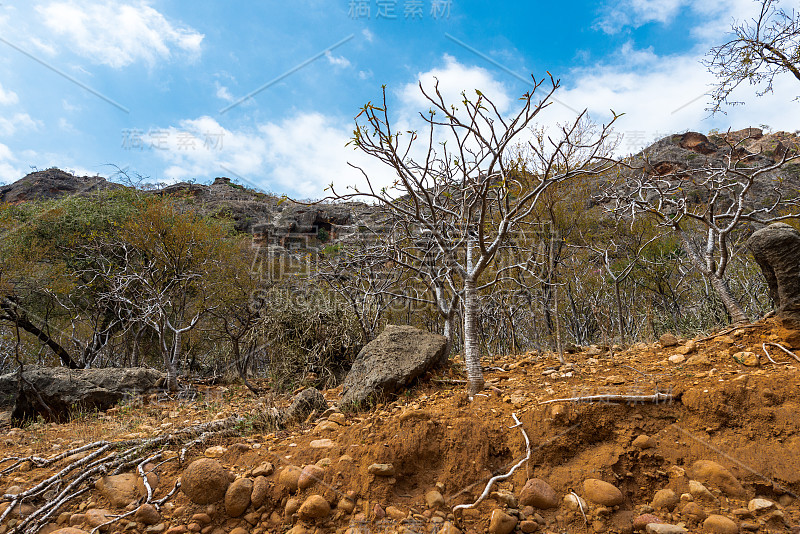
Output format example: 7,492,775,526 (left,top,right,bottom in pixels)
1,318,799,534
